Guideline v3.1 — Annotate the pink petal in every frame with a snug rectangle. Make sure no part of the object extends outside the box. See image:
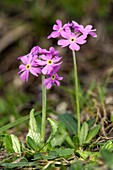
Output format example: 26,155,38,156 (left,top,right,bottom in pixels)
53,57,62,63
57,76,63,80
56,19,62,28
60,30,71,39
89,32,97,37
53,61,62,67
37,59,47,66
77,35,87,44
19,64,25,70
42,65,53,75
43,78,51,86
48,31,60,38
72,20,79,27
20,70,29,81
30,46,39,54
46,54,52,60
47,34,52,39
55,80,60,86
50,66,60,74
77,39,86,45
30,68,41,76
85,25,93,30
58,39,70,47
46,81,53,89
69,43,80,51
43,78,53,89
28,54,33,63
40,54,48,61
20,55,28,65
53,24,59,30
